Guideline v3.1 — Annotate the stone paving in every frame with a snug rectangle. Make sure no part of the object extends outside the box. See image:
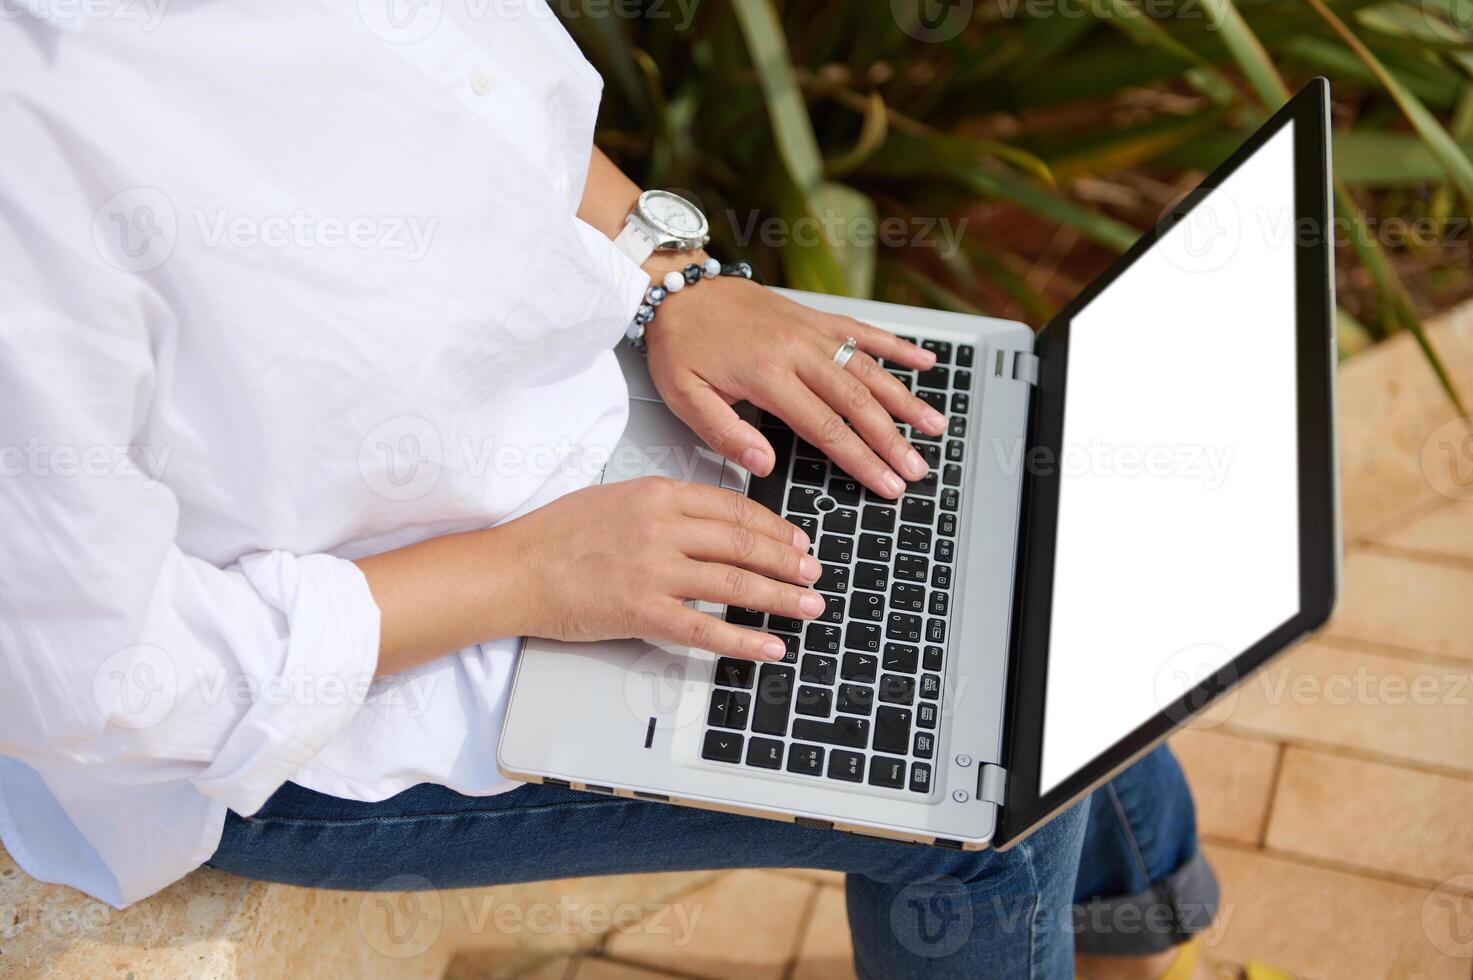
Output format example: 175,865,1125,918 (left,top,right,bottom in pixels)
2,307,1470,979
